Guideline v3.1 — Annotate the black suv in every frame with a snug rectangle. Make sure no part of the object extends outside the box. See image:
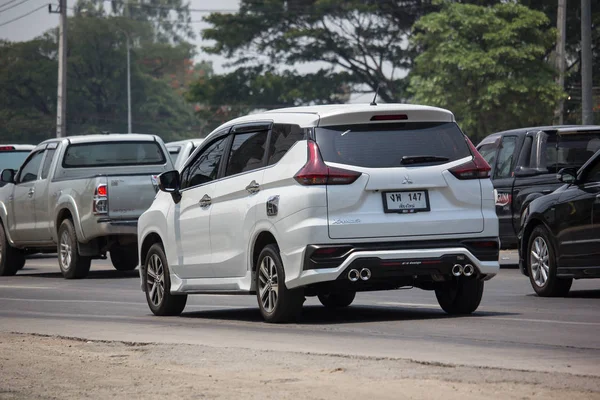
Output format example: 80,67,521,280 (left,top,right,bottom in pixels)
476,125,600,249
